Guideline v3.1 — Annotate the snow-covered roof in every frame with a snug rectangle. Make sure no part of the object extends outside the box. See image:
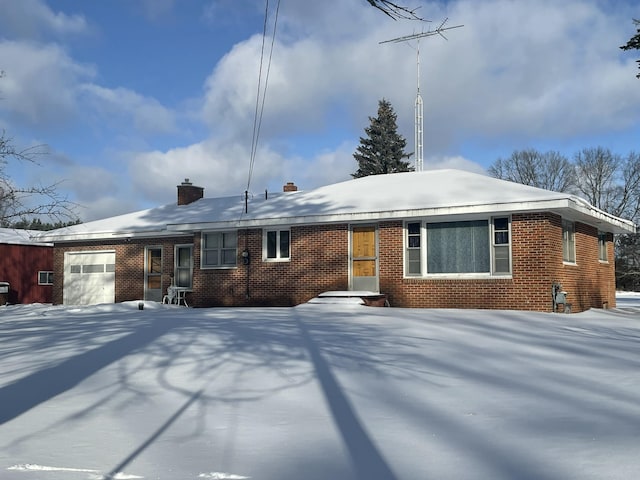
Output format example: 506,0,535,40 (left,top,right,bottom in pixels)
0,228,53,246
37,169,637,242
